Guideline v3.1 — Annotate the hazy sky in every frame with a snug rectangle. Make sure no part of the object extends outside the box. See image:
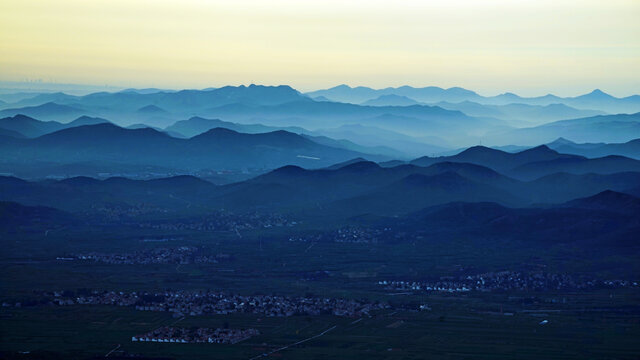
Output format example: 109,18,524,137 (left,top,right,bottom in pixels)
1,0,639,96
